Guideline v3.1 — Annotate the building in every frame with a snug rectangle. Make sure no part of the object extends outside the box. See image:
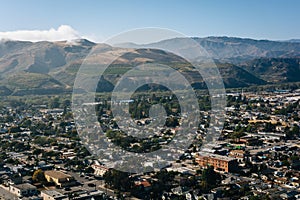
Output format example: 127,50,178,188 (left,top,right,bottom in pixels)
196,153,238,172
229,150,245,162
44,170,76,188
41,190,67,200
239,136,262,146
91,164,109,177
61,151,76,159
9,183,38,197
40,109,64,115
134,180,152,191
